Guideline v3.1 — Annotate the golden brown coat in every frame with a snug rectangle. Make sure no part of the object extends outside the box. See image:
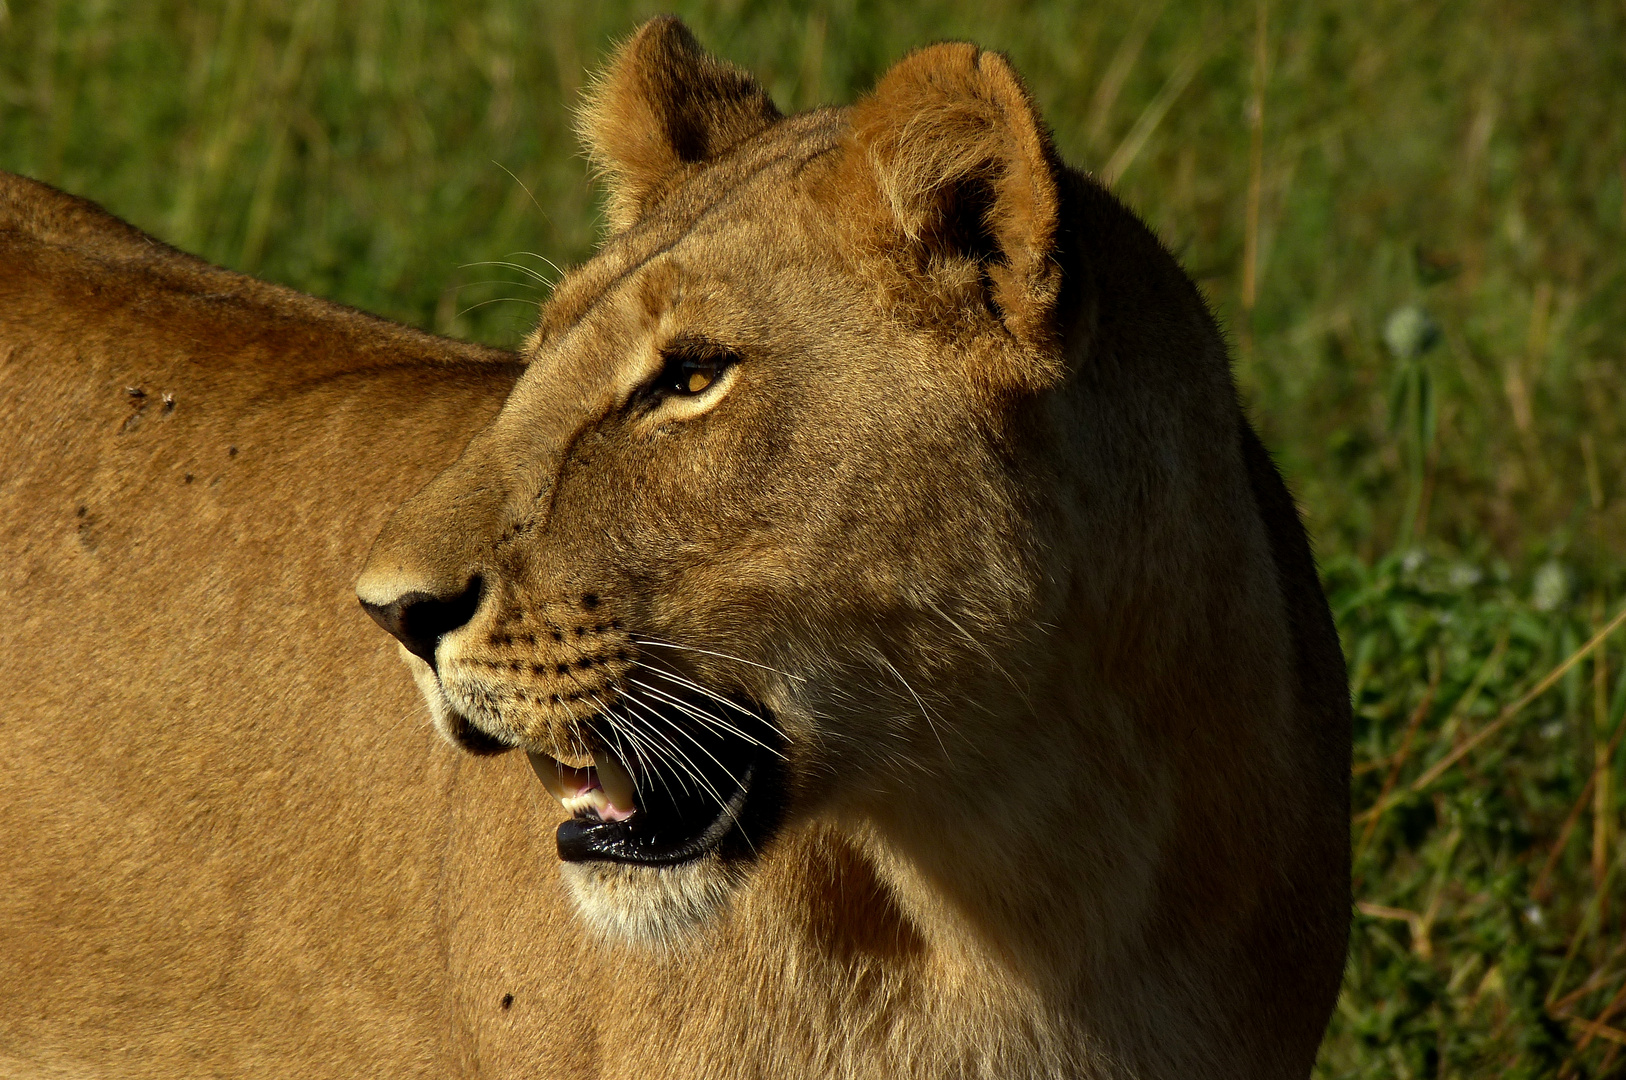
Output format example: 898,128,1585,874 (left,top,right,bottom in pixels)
2,19,1350,1079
